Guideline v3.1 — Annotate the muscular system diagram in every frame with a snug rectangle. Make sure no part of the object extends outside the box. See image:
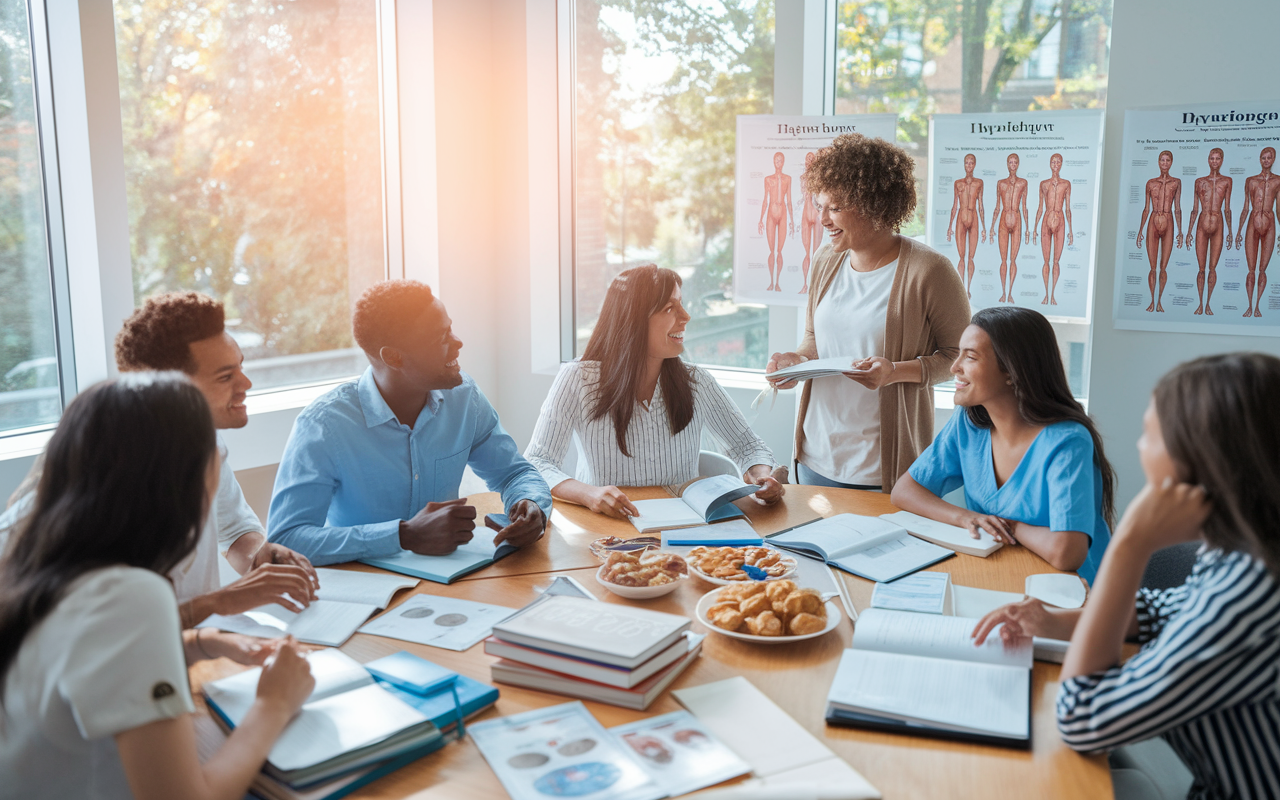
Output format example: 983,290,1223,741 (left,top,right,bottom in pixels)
758,152,794,293
990,153,1030,304
1184,148,1233,316
946,153,986,298
1032,153,1072,306
1235,147,1280,318
796,152,822,294
1136,151,1183,313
